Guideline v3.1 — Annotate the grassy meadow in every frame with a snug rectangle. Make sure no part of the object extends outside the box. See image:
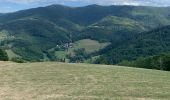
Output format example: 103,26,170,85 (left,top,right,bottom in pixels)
54,39,110,59
0,61,170,99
